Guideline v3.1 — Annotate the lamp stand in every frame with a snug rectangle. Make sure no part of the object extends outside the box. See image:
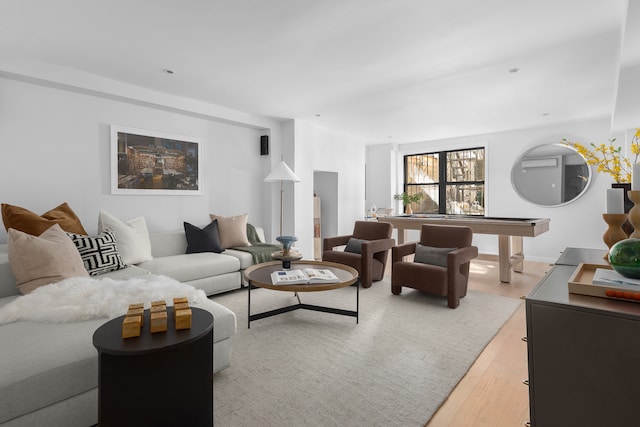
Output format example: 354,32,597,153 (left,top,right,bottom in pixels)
263,159,300,240
279,180,284,237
